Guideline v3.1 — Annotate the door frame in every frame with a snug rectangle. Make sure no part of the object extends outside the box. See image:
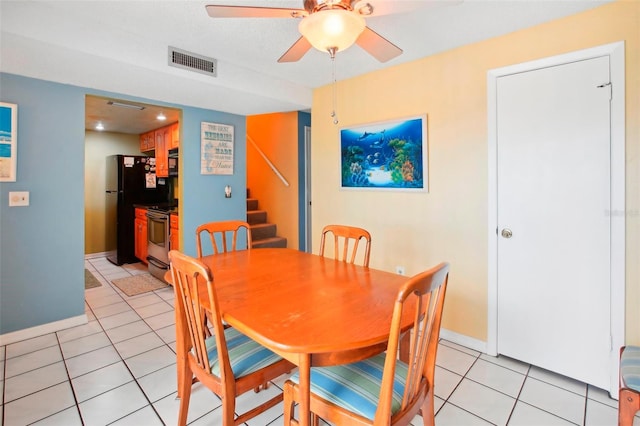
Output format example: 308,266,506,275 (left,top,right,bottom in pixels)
486,41,625,396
